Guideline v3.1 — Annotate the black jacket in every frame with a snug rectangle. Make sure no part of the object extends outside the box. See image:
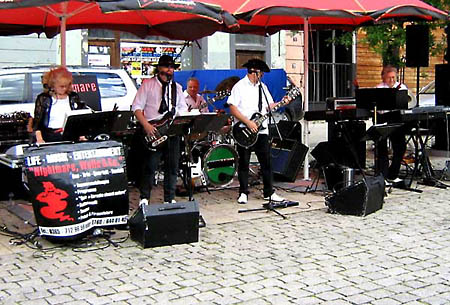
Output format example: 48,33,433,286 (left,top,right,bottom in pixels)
32,91,86,132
